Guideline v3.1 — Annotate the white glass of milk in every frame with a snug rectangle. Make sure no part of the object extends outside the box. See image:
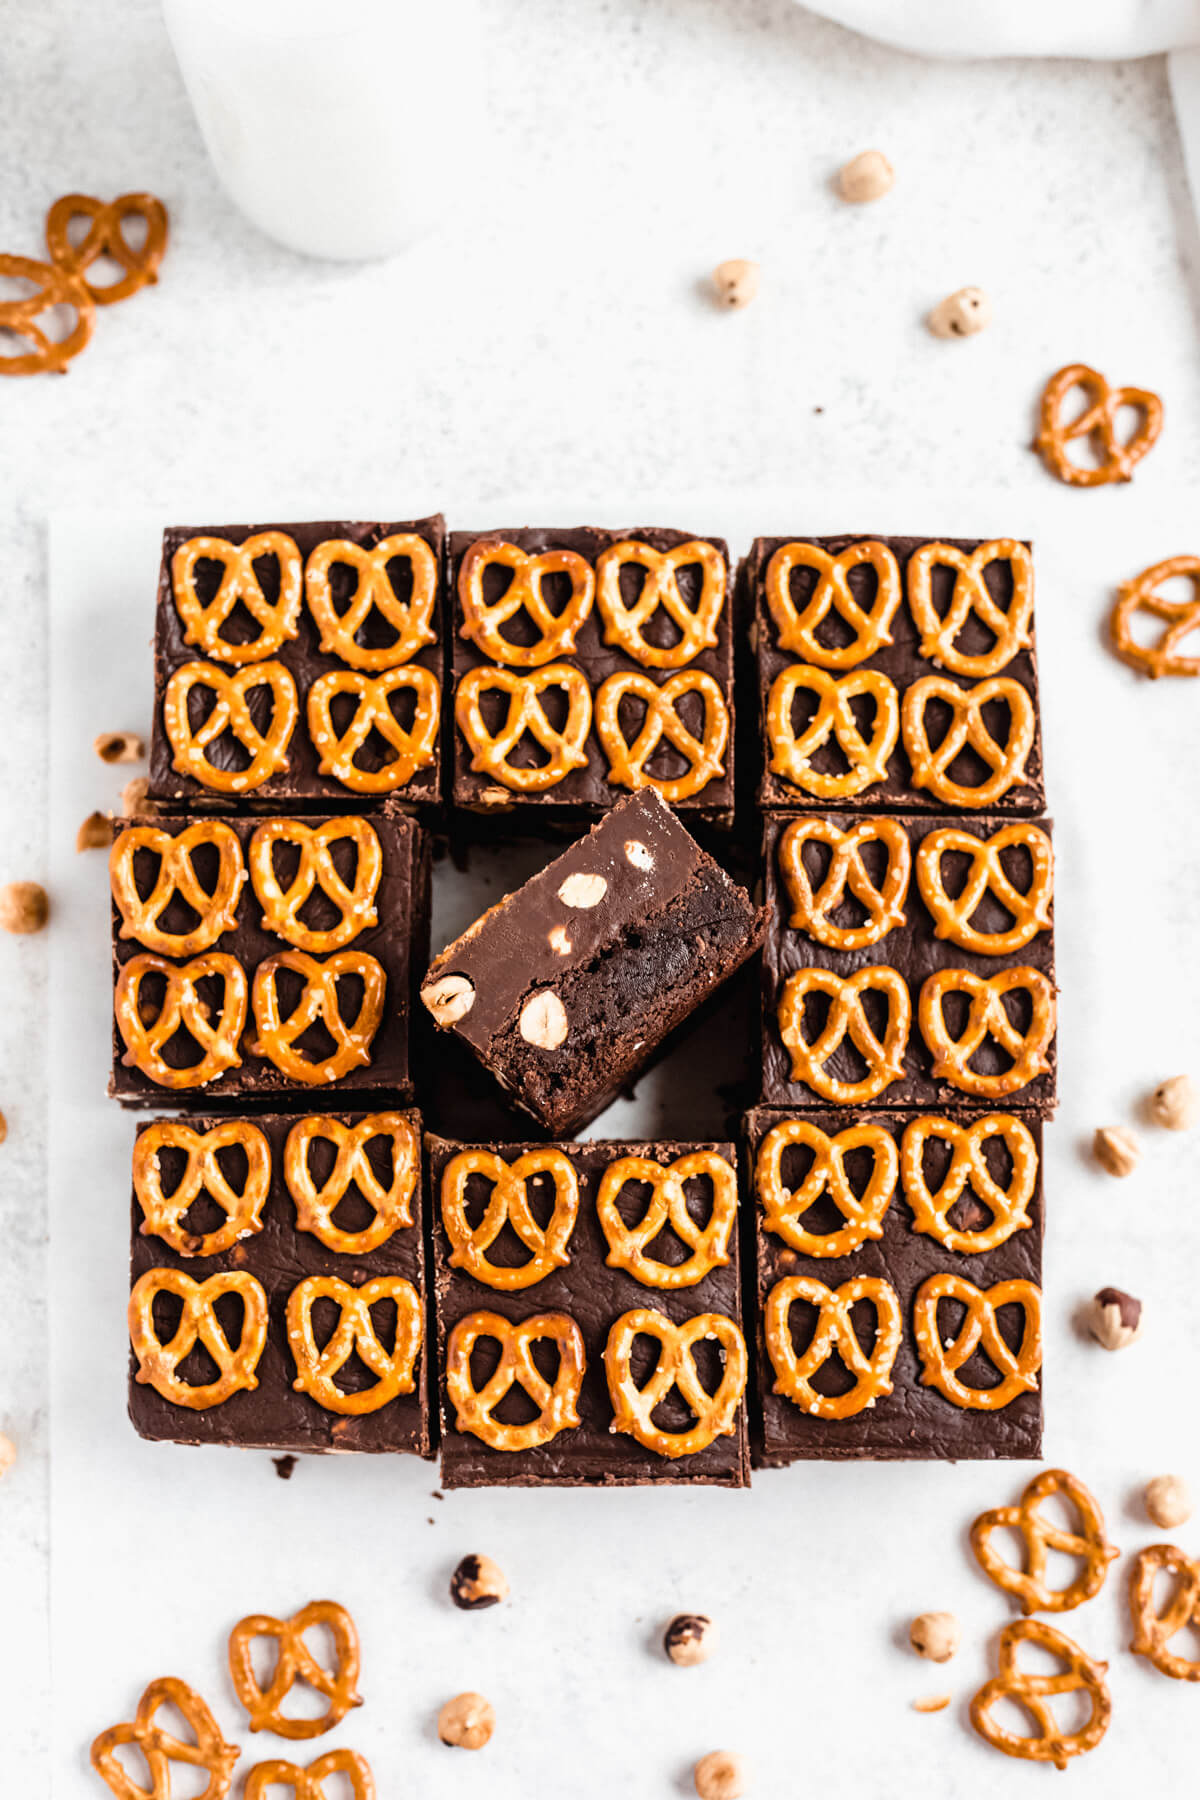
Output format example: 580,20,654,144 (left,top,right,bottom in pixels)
162,0,481,261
